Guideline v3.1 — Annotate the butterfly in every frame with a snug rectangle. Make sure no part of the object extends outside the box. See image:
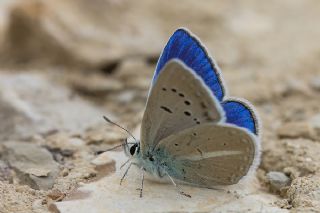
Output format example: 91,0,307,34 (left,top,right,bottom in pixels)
105,28,261,198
